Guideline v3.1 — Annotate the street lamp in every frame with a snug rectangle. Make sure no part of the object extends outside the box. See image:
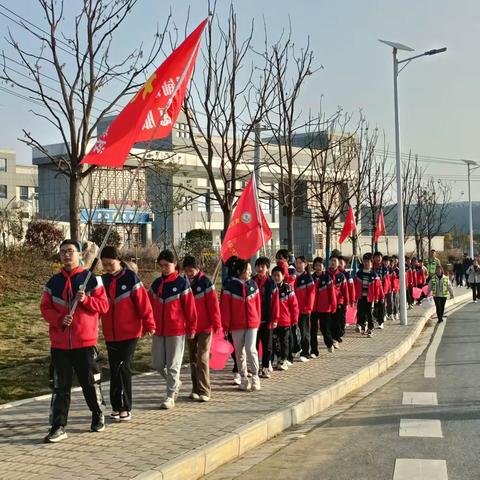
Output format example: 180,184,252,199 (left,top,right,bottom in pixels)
463,160,479,259
379,39,447,326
